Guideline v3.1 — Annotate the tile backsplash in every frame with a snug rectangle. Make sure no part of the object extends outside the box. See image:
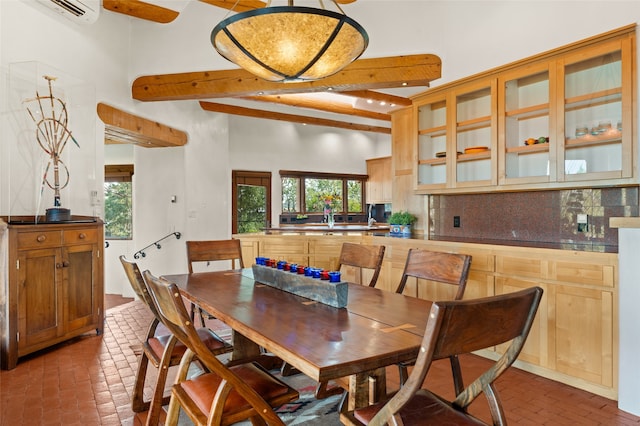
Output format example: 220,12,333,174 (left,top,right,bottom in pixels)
429,187,639,247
